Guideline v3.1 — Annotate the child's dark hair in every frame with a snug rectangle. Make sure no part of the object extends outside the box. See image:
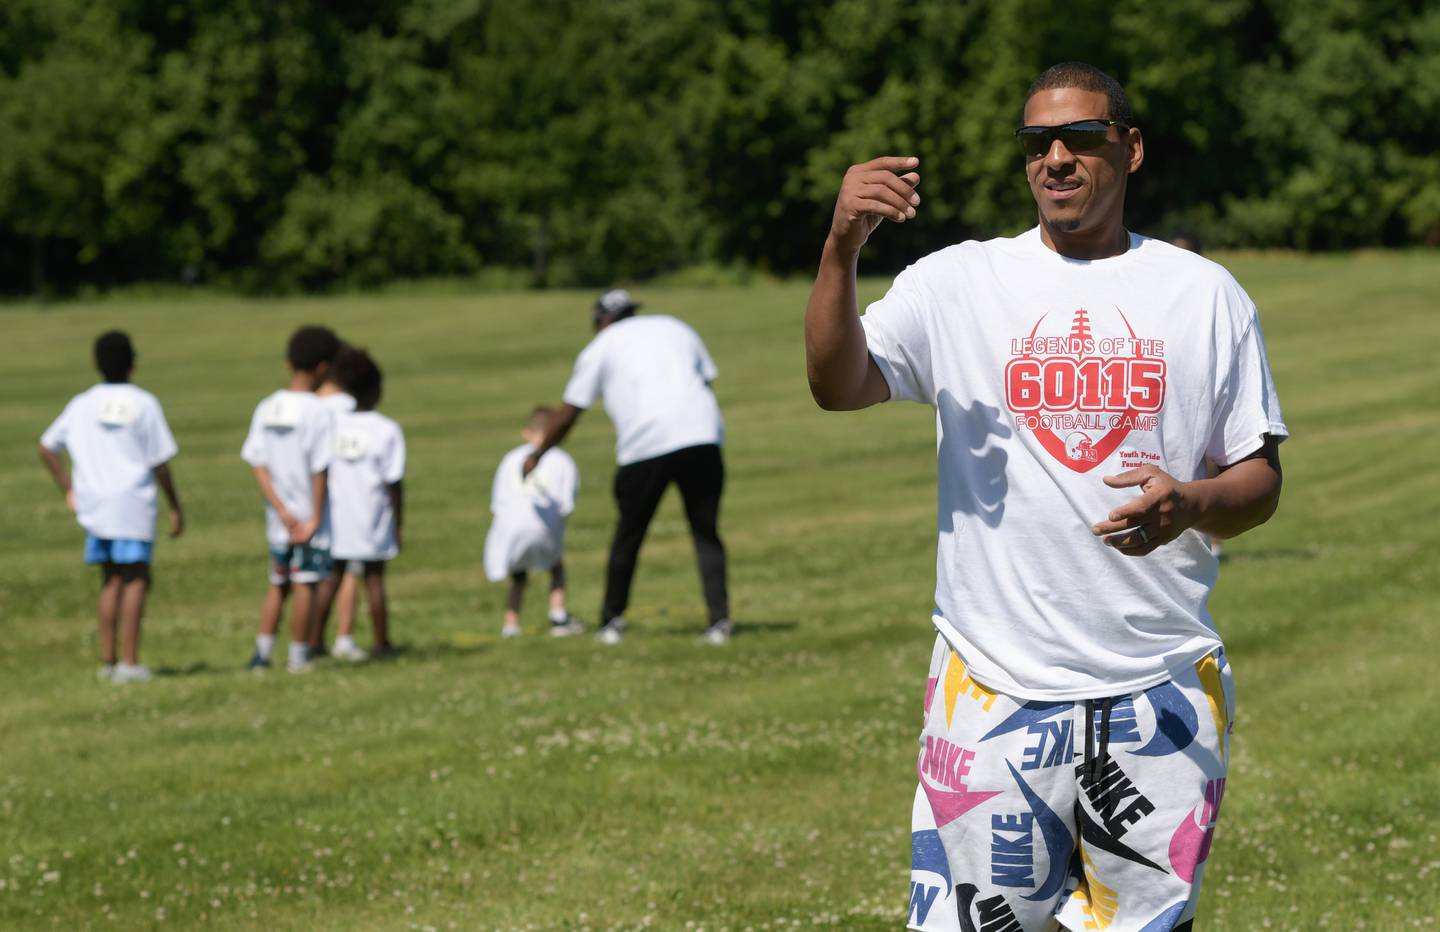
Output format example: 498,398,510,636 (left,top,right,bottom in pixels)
328,344,363,389
526,406,554,432
337,347,382,409
94,331,135,383
1170,229,1203,254
287,326,341,373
